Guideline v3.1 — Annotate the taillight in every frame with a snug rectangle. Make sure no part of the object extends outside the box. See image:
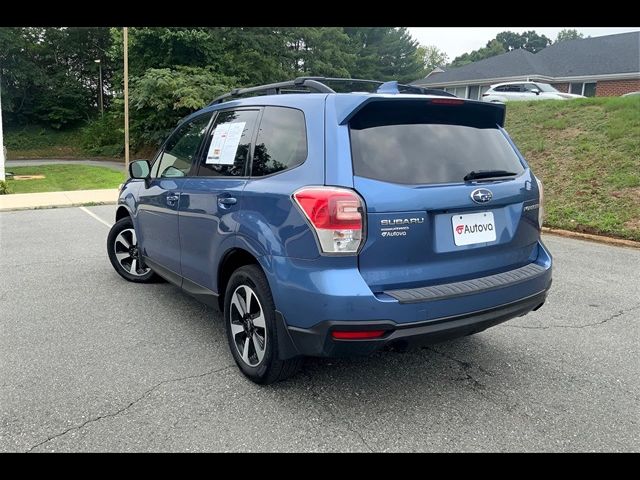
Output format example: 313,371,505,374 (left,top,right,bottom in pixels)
535,176,544,228
482,93,490,97
292,186,365,254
